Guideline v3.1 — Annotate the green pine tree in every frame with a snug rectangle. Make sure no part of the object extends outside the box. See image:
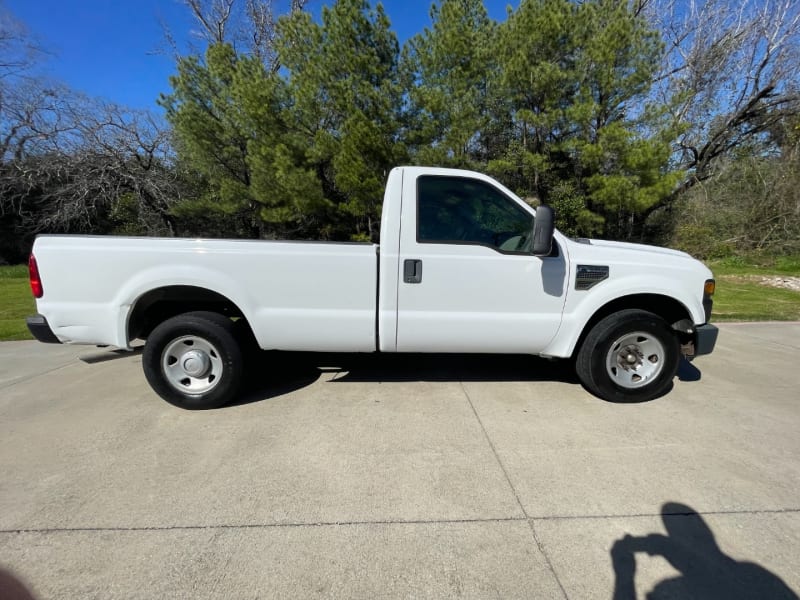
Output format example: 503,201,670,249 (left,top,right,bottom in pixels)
277,0,407,240
403,0,498,168
491,0,681,239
